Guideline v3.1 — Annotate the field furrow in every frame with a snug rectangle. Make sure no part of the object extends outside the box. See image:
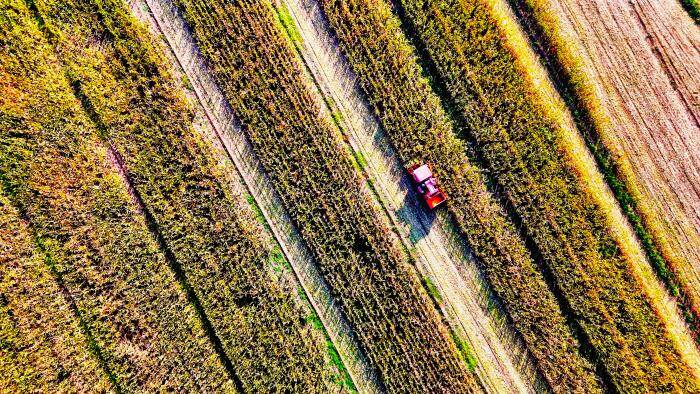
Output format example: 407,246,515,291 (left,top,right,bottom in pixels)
130,0,371,390
0,195,110,392
27,0,340,390
389,0,699,390
166,0,481,391
0,2,235,390
274,0,545,391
